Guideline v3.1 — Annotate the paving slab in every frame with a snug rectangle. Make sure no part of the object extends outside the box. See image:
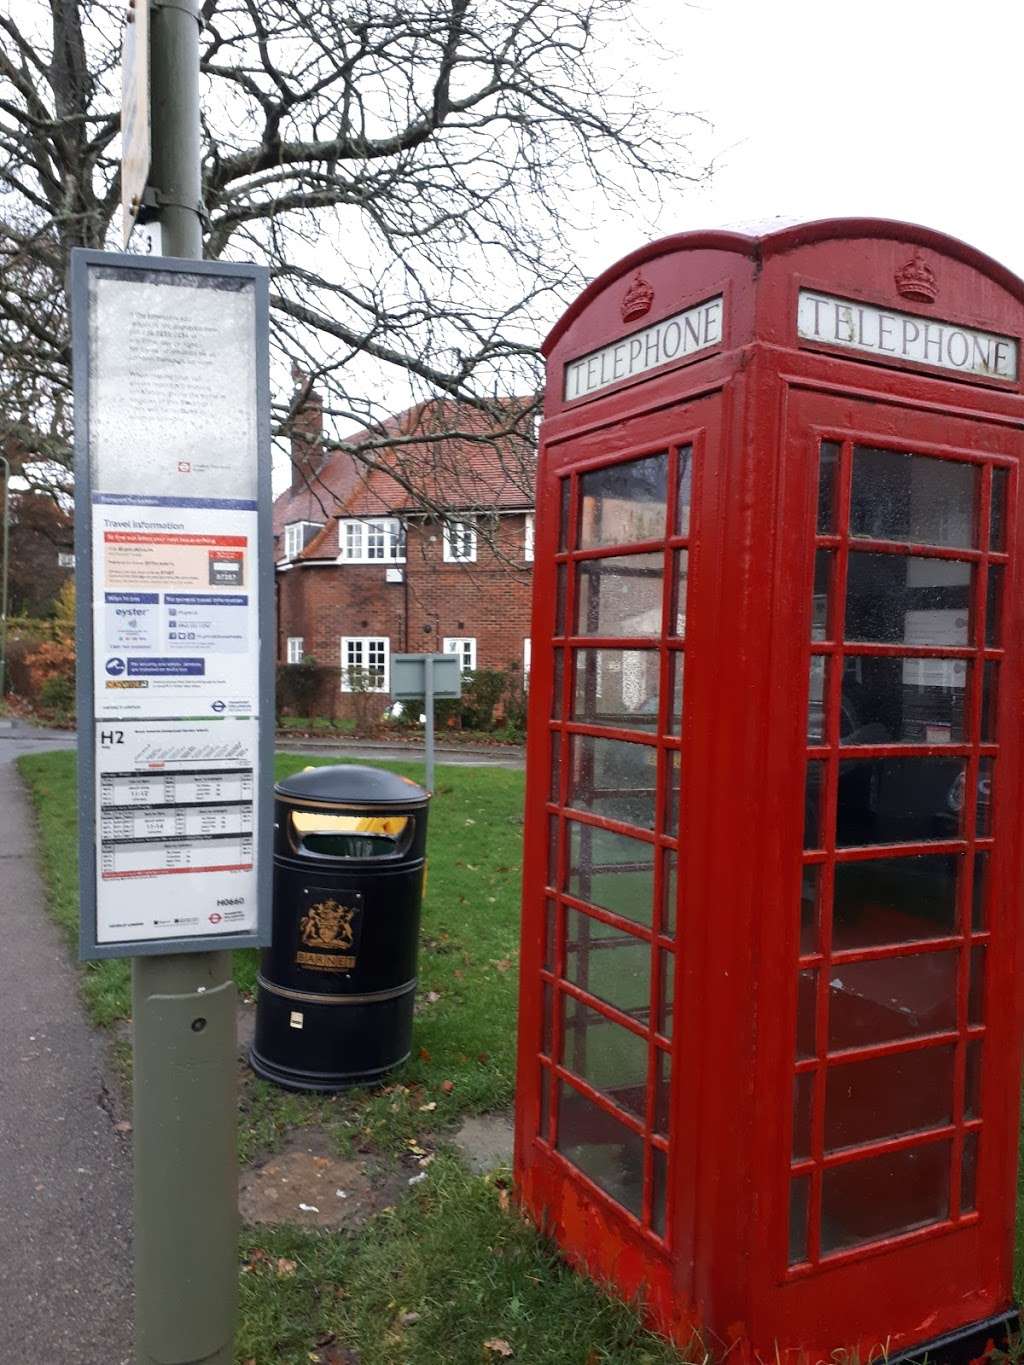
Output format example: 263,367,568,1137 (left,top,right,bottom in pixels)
239,1134,406,1232
453,1113,515,1174
0,727,133,1361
